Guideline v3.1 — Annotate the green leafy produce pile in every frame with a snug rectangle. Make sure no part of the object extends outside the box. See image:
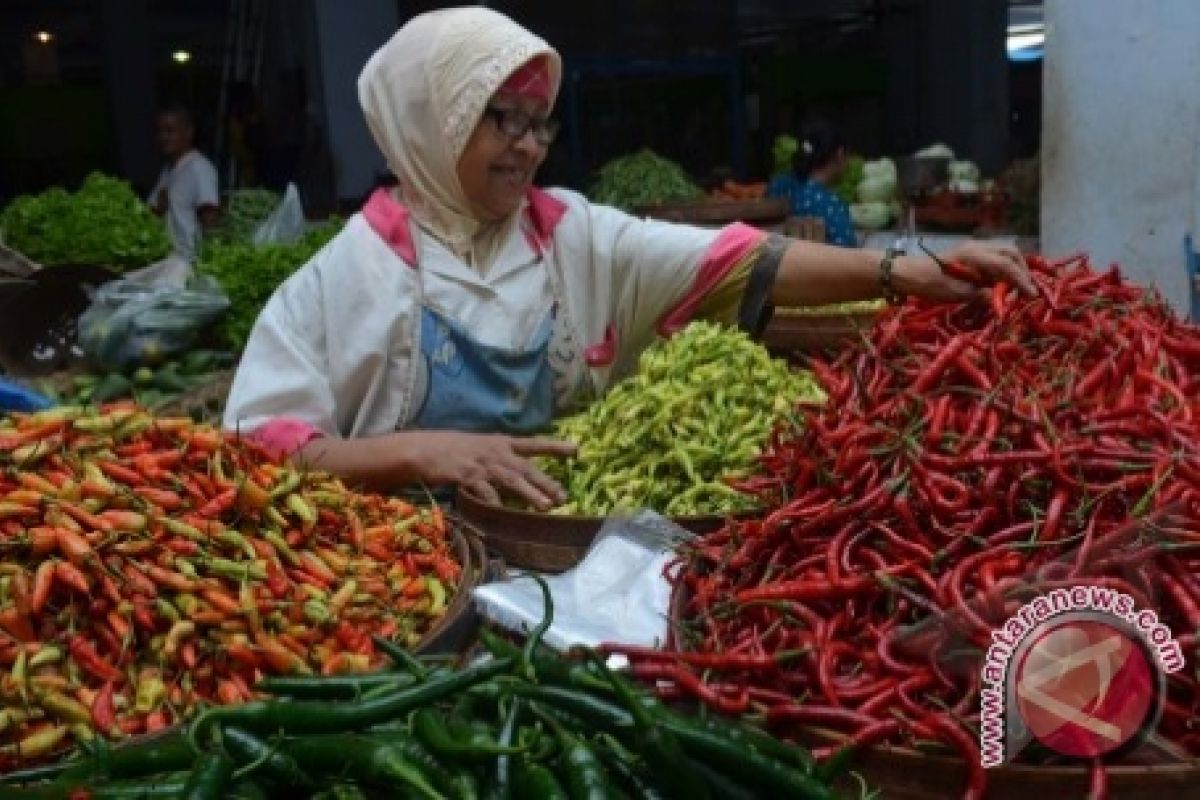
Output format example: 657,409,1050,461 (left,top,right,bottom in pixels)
197,219,343,348
208,188,281,244
0,173,170,269
540,321,826,517
835,154,864,205
588,149,703,211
